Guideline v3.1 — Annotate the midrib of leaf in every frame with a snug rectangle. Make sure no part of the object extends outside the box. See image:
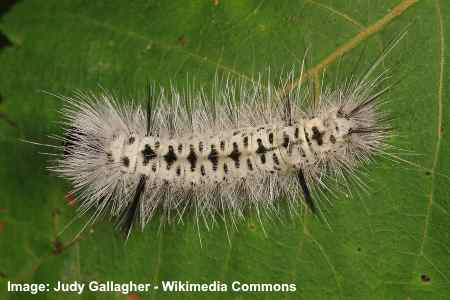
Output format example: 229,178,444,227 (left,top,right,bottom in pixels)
281,0,419,96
